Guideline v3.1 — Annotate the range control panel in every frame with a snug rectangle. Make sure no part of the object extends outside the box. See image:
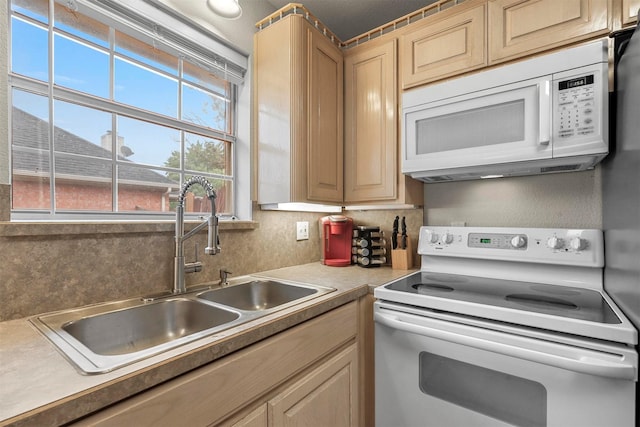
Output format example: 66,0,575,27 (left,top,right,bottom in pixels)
418,226,604,267
468,233,528,250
